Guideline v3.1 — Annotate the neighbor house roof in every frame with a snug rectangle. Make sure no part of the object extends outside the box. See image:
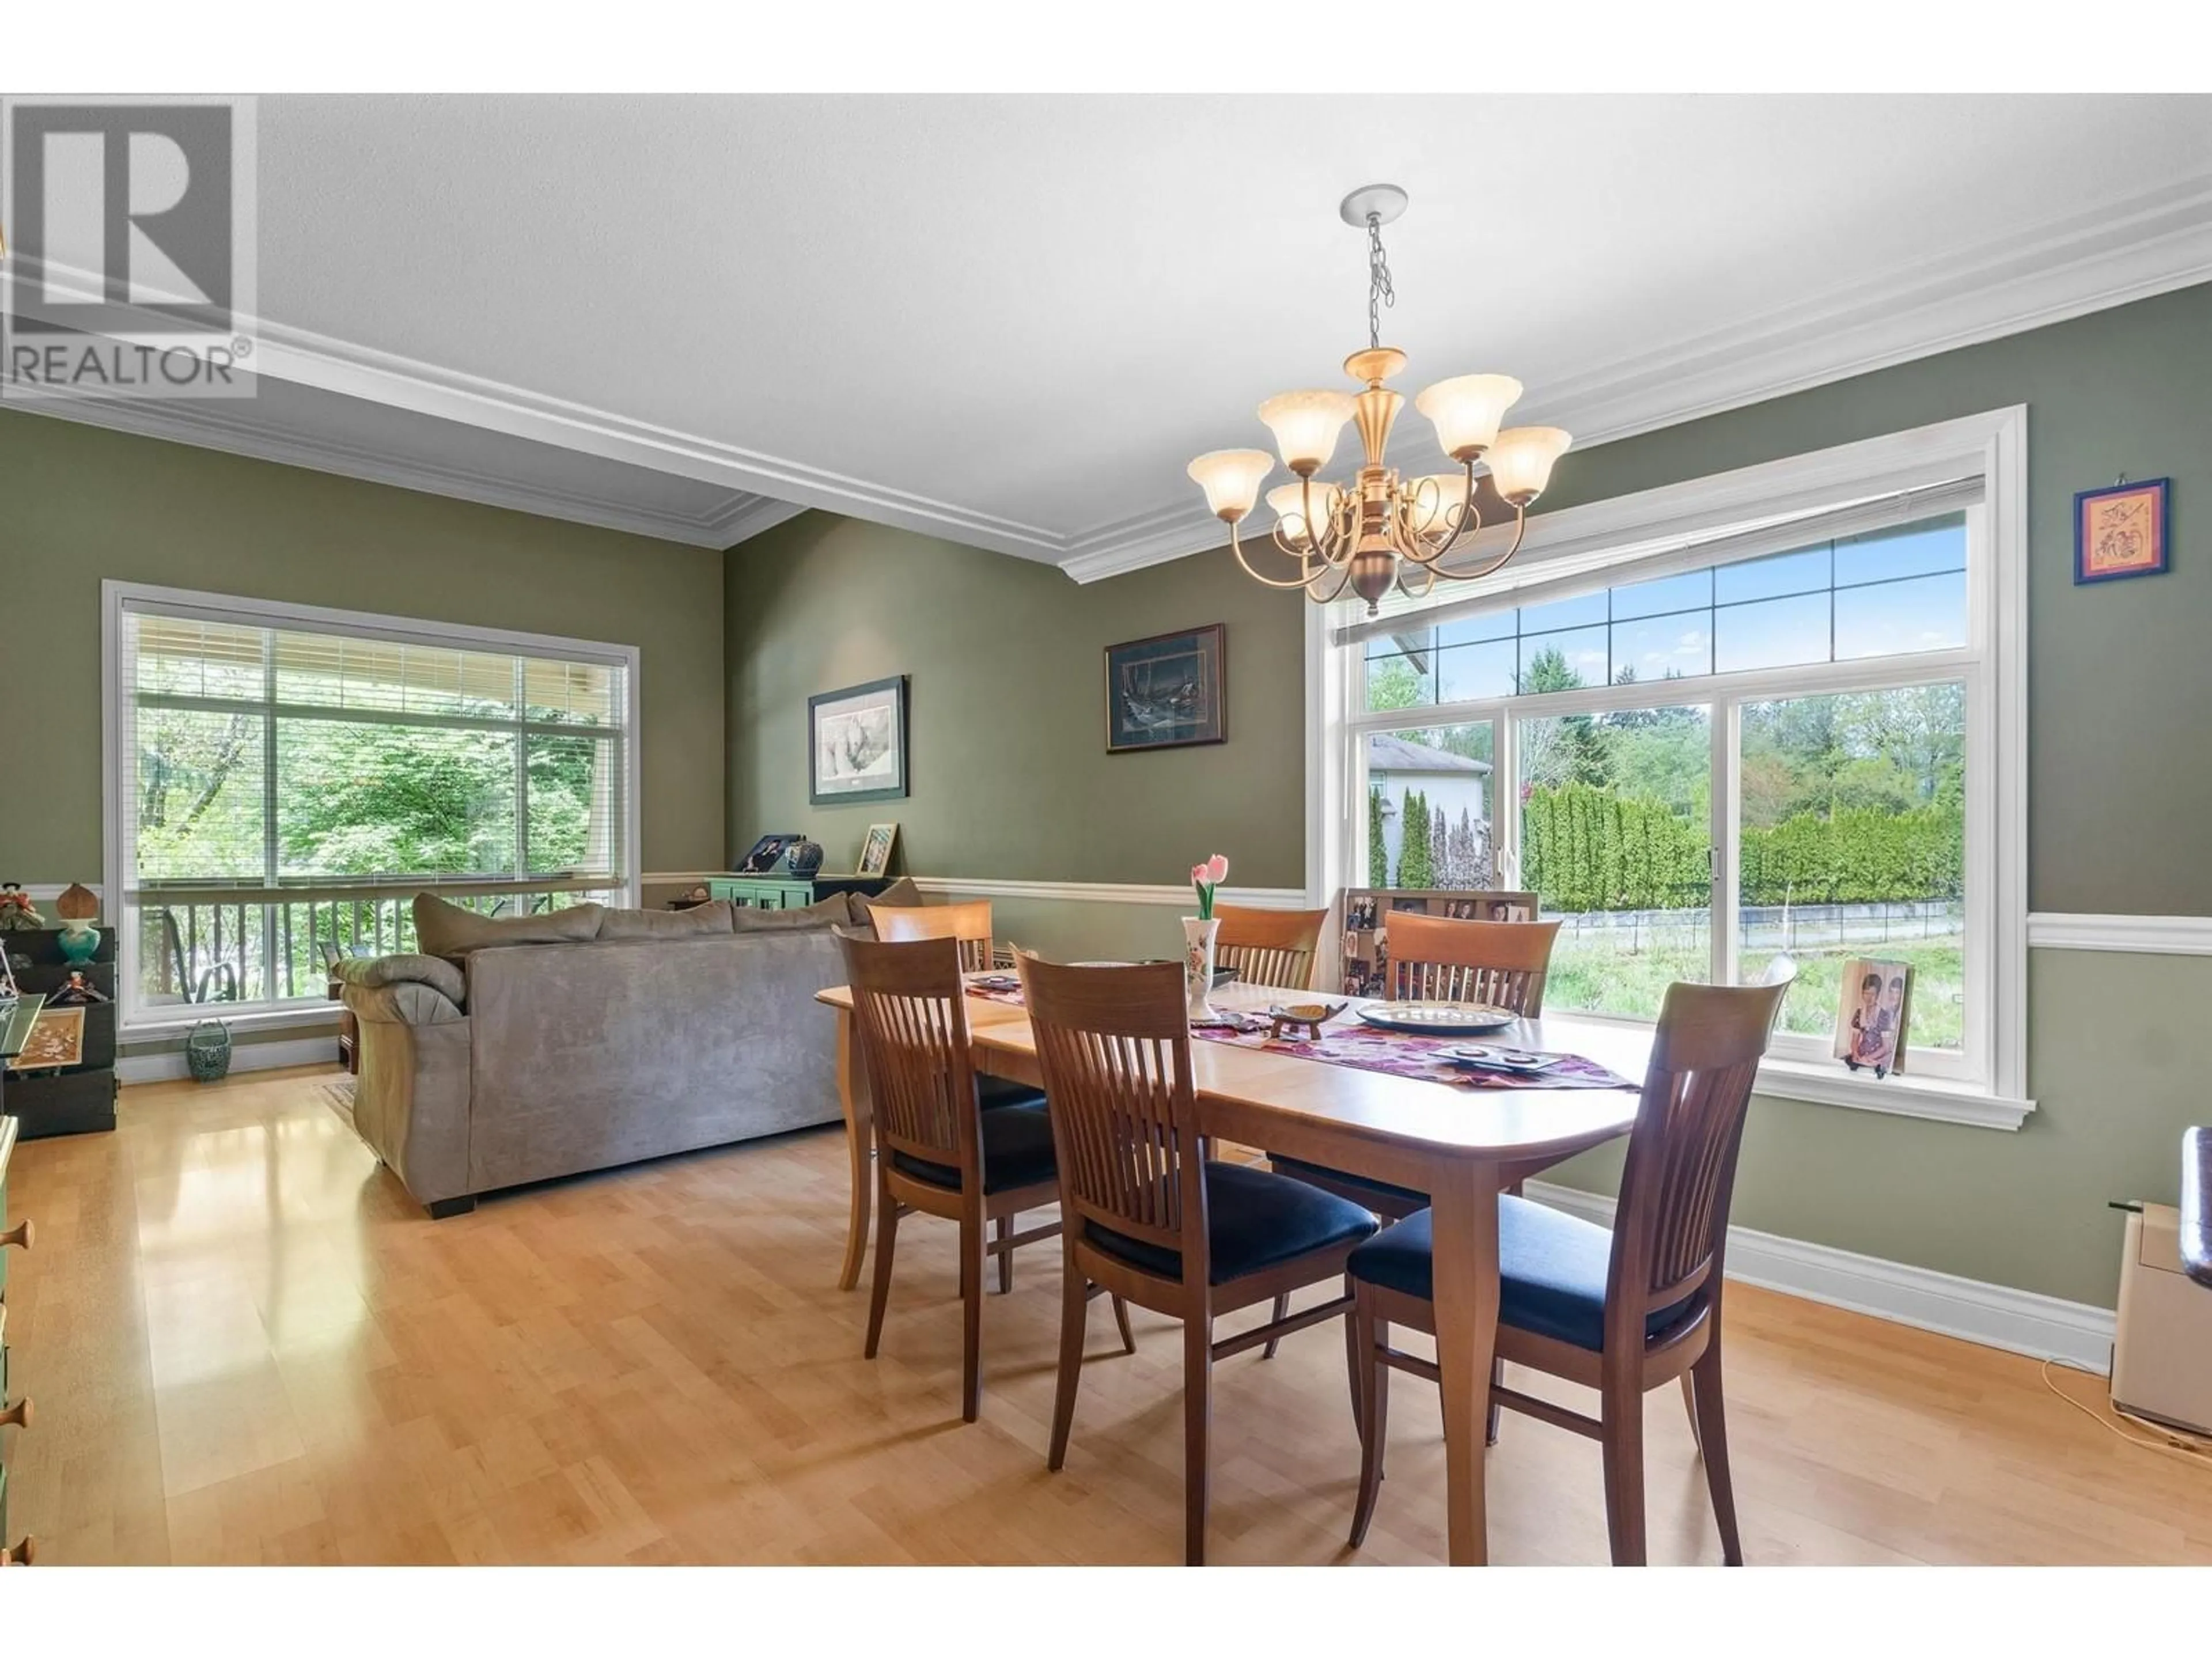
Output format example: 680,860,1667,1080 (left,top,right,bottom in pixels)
1366,733,1493,773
